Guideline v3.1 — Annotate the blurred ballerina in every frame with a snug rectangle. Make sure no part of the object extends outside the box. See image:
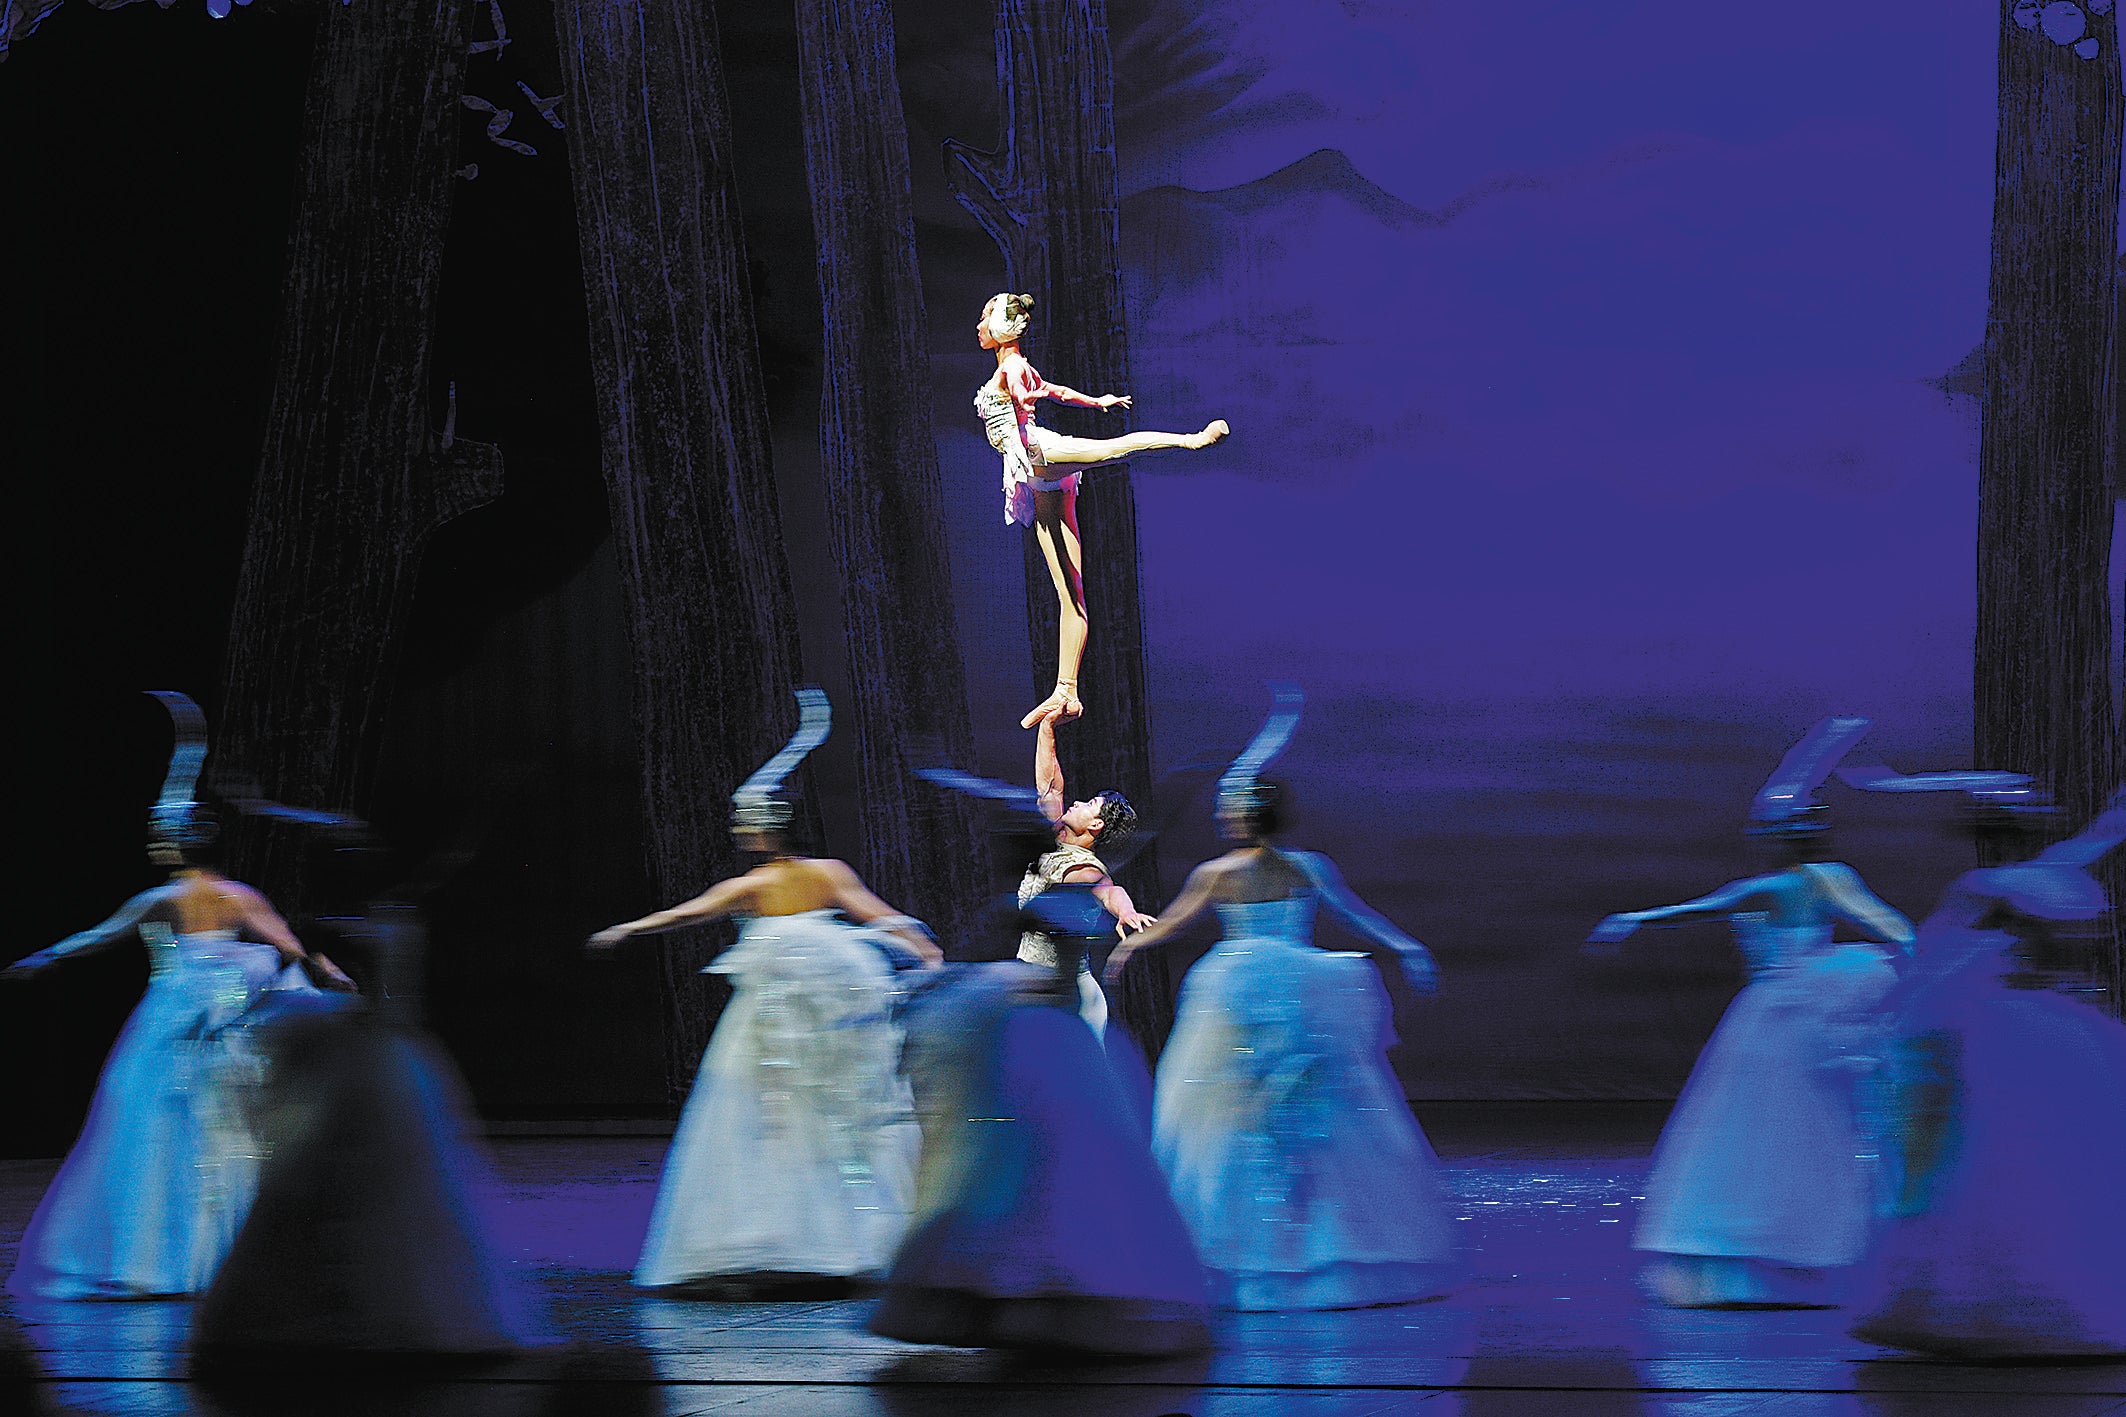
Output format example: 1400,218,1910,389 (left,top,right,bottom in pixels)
1851,791,2126,1359
190,807,545,1369
868,771,1211,1355
975,292,1229,727
5,692,350,1300
588,690,939,1292
1106,686,1457,1310
1586,716,1936,1308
